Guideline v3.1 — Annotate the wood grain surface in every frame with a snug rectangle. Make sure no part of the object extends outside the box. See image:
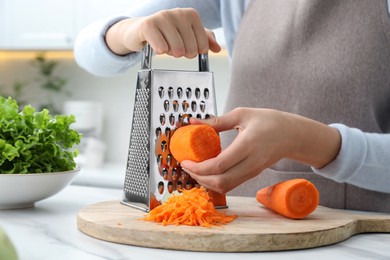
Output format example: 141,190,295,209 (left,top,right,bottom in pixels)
77,196,390,252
